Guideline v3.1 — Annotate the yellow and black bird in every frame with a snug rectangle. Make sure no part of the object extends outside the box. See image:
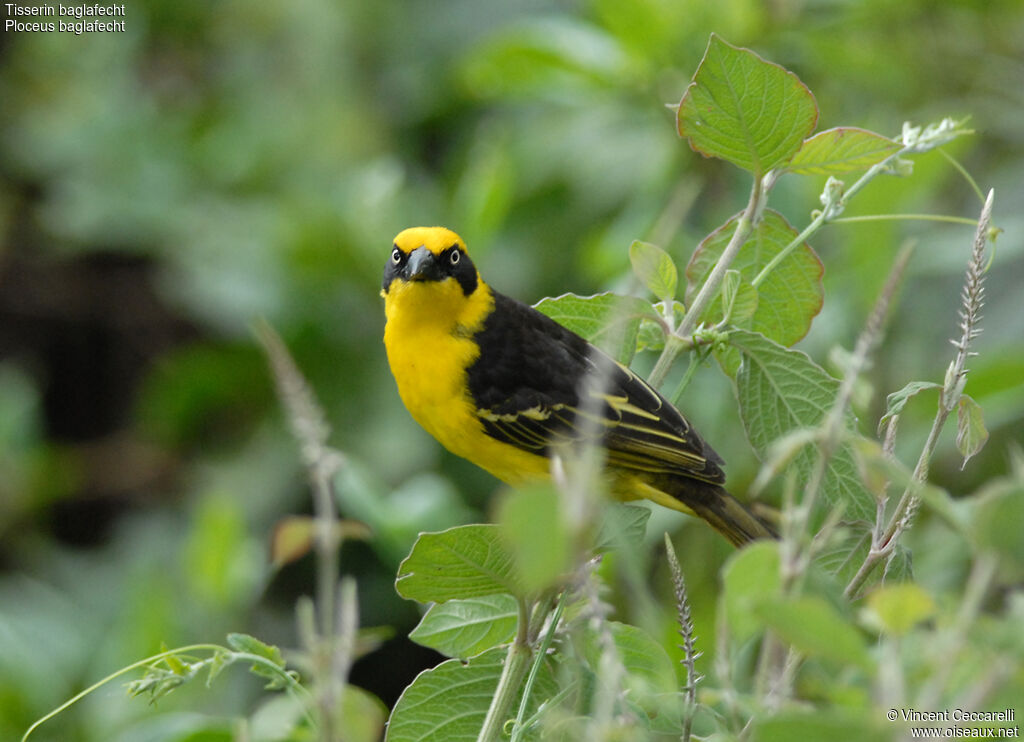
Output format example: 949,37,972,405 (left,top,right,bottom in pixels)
381,226,775,546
